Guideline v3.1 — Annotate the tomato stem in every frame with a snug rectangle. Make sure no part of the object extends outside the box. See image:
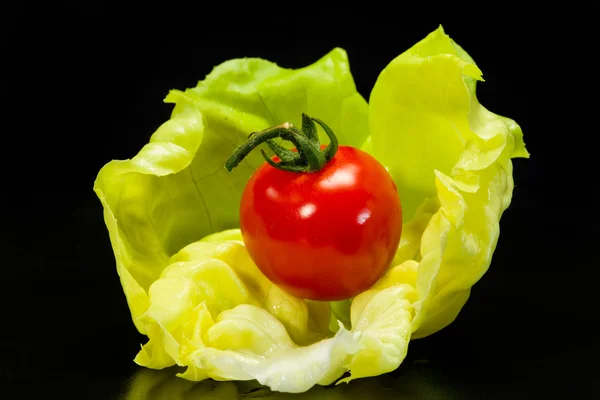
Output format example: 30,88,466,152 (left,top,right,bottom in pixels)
225,114,339,173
